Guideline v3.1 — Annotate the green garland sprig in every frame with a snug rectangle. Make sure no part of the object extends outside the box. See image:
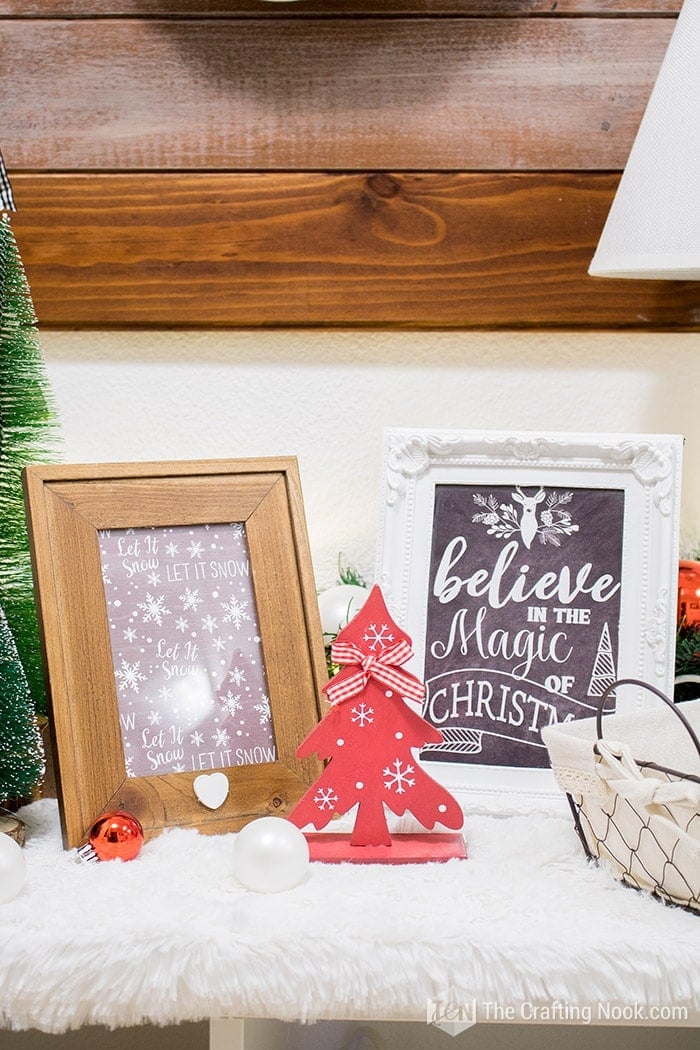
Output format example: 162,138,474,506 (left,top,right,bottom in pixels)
676,621,700,679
